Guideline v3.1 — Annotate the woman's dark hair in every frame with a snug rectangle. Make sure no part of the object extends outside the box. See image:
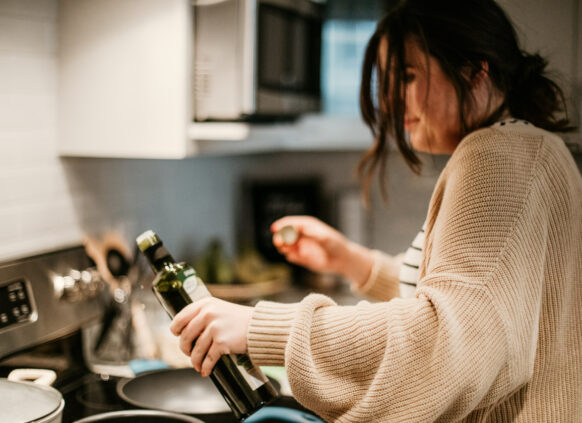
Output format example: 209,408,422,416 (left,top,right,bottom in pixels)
358,0,573,201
